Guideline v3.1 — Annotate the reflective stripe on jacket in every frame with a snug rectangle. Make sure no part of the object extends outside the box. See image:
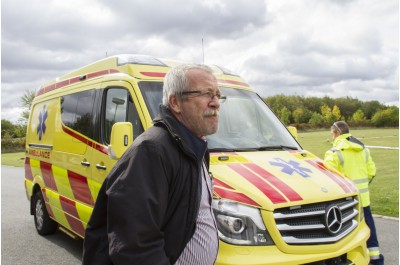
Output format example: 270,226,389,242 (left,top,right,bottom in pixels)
324,133,376,206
